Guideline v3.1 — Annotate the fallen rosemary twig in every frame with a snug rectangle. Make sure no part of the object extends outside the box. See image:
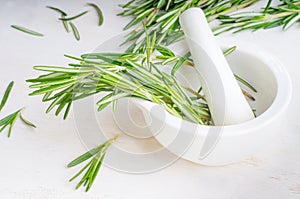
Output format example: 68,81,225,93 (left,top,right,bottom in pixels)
213,0,300,34
11,25,44,37
0,109,36,137
0,83,36,137
68,134,119,192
